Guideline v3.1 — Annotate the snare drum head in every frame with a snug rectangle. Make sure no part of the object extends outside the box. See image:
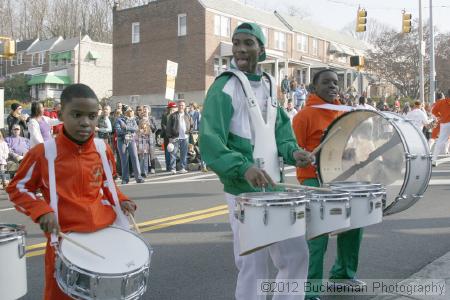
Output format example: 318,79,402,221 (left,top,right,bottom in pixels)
60,227,150,274
317,110,405,208
237,192,305,205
